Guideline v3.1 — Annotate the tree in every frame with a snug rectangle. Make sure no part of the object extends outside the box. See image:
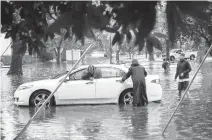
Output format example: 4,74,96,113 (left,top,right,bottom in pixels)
176,15,212,63
7,36,26,75
2,1,211,70
1,1,49,75
145,34,163,61
118,32,163,61
121,35,136,59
